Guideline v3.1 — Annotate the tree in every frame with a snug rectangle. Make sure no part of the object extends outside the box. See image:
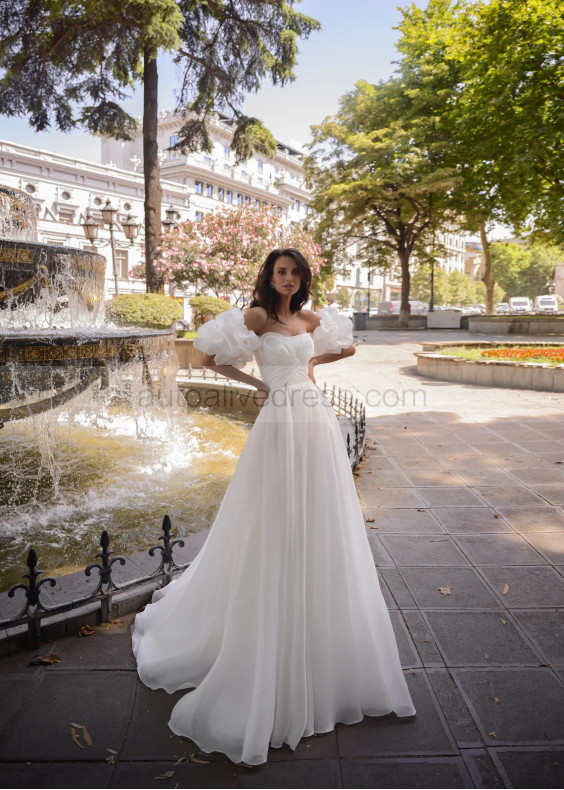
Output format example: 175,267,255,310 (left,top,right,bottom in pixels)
396,0,564,311
306,79,458,327
491,242,563,299
131,205,326,305
0,1,320,291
